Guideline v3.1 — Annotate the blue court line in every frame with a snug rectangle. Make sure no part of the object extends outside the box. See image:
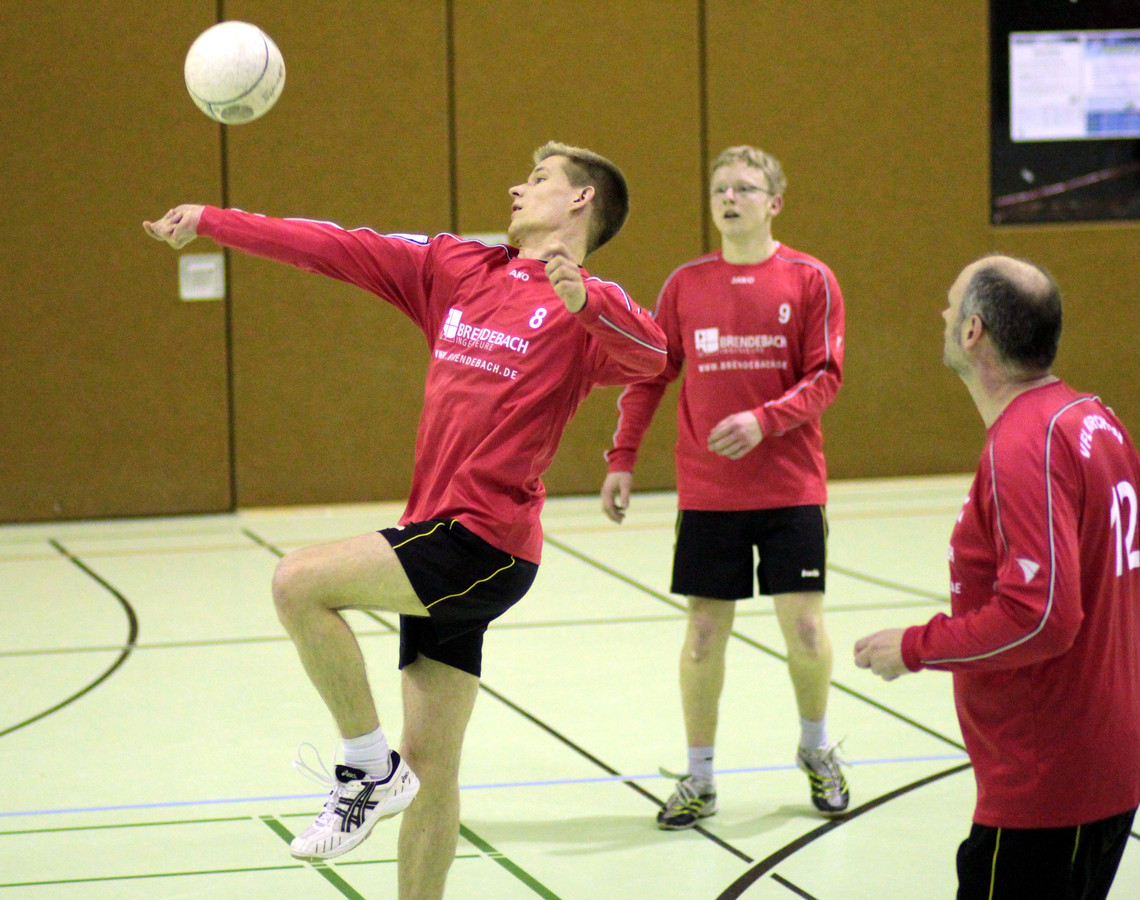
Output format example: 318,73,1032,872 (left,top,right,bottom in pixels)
0,753,967,820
